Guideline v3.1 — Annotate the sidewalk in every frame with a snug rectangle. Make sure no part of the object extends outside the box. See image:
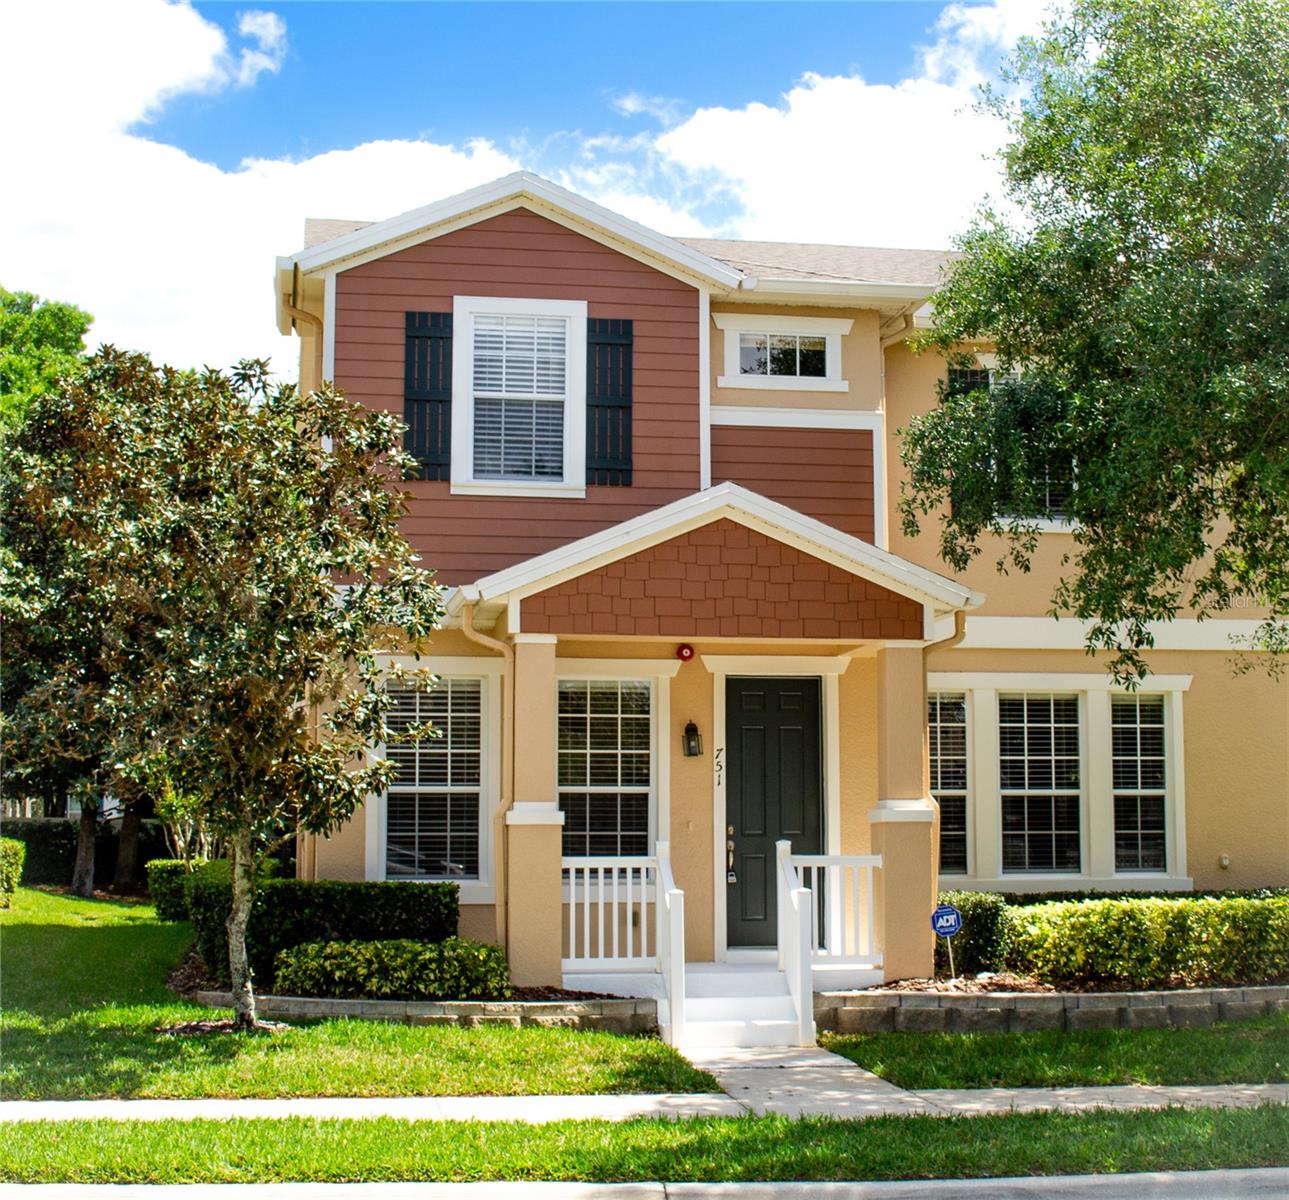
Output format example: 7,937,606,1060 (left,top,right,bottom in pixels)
1,1048,1285,1122
2,1168,1288,1197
